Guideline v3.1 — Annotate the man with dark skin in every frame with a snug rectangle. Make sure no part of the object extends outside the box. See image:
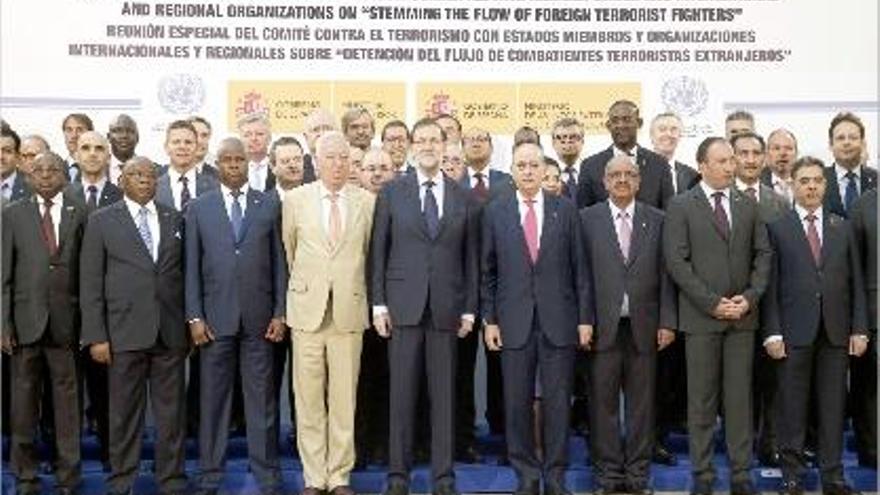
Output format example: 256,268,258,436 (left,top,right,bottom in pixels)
107,114,139,184
3,152,87,495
